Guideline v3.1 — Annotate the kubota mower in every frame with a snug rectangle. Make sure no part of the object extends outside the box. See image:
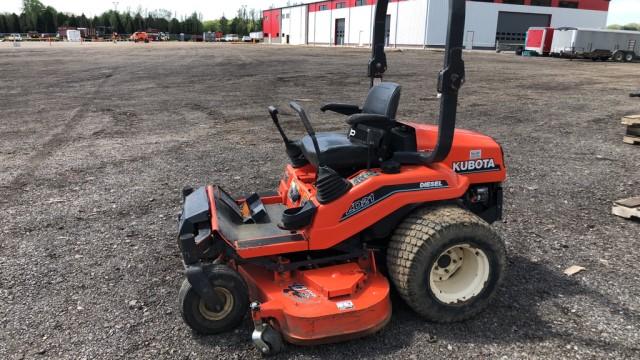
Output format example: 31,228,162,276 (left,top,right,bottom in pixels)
176,0,507,355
